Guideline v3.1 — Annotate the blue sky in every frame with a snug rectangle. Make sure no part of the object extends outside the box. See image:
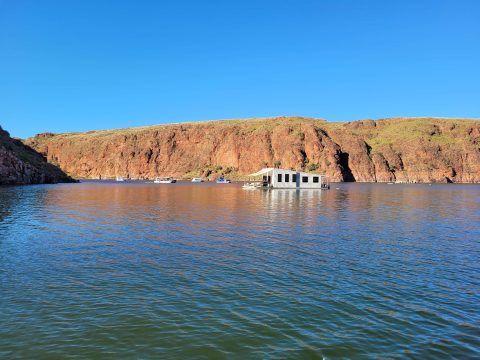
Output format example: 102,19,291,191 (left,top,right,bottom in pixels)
1,0,479,138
